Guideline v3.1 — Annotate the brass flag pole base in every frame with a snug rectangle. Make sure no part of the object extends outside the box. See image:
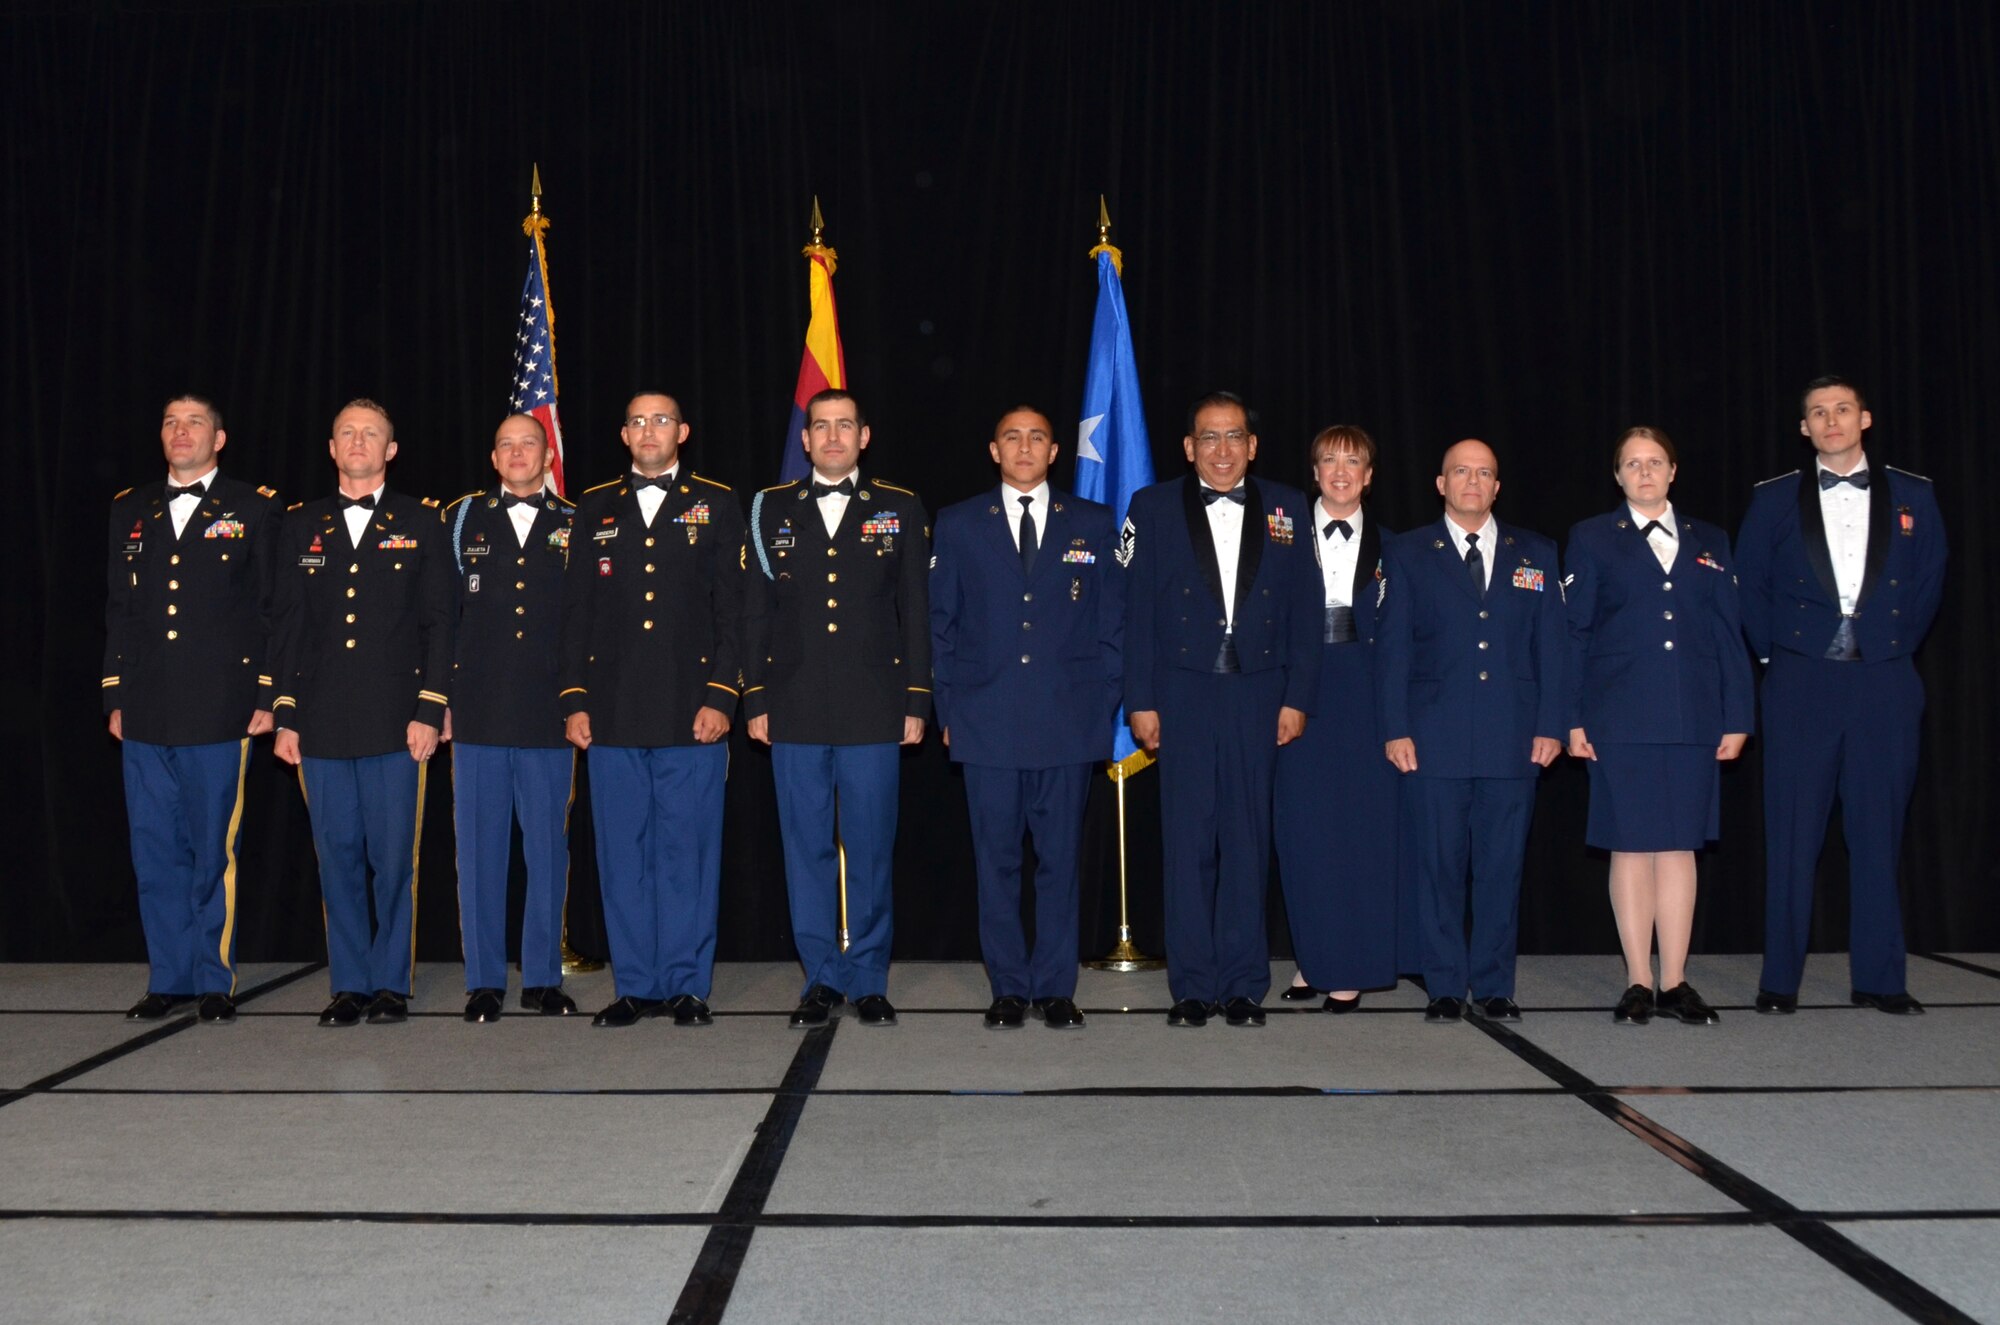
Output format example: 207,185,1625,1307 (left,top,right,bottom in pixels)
1085,749,1164,971
560,935,603,975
